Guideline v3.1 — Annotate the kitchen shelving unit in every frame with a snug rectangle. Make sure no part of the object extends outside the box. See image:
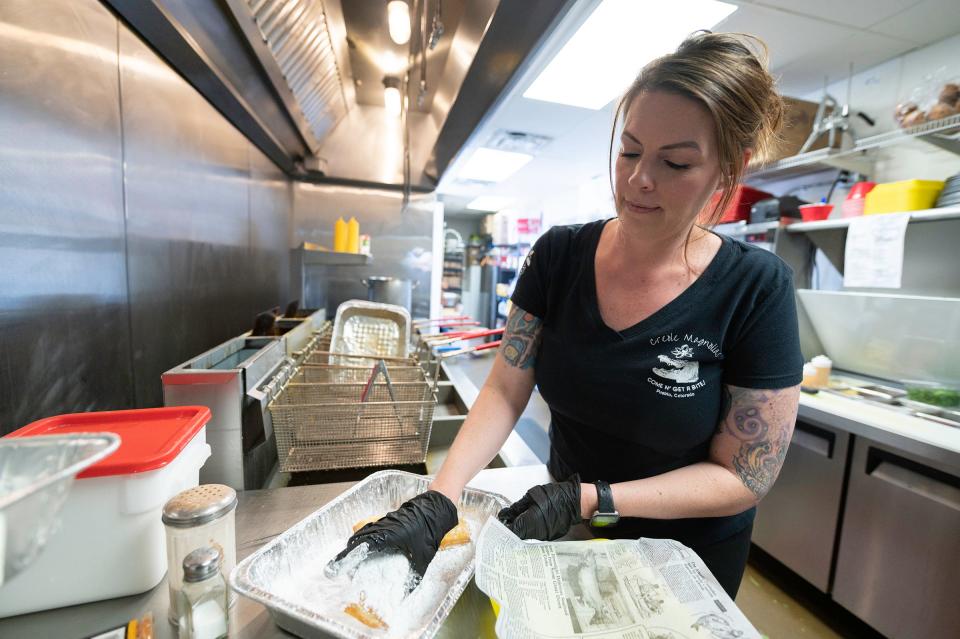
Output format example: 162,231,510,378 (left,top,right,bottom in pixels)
747,113,960,182
289,245,374,313
442,245,465,310
296,247,372,266
785,205,960,233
